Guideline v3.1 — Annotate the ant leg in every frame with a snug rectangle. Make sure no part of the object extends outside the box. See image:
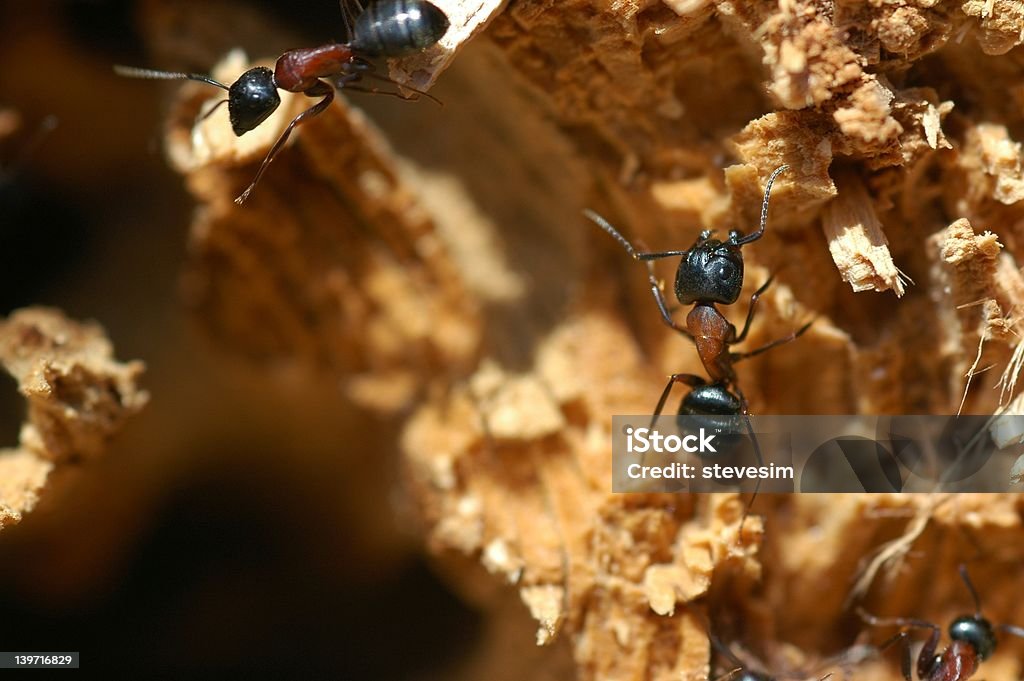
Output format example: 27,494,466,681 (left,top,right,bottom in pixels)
341,80,442,106
650,281,694,340
338,0,363,43
706,624,757,681
732,319,814,362
875,631,914,681
234,80,334,205
652,373,705,422
733,384,761,539
581,210,694,339
356,71,443,105
734,276,774,343
642,260,694,341
710,668,743,681
196,99,228,124
856,610,939,632
858,609,941,681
